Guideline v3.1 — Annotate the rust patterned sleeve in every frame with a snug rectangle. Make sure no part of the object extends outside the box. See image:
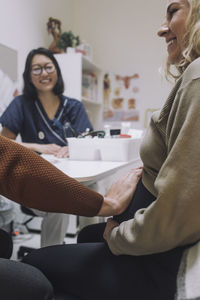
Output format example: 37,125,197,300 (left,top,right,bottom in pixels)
0,136,103,216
